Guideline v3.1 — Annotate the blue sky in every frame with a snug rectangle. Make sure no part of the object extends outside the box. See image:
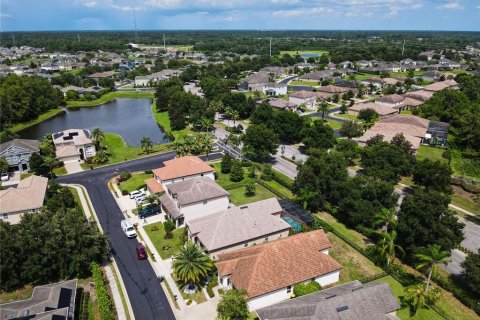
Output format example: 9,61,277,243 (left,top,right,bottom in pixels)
1,0,479,31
